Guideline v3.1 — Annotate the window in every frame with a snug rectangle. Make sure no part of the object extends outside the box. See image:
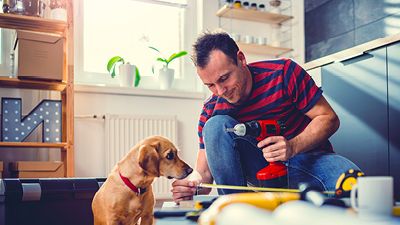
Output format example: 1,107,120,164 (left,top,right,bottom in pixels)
75,0,200,91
